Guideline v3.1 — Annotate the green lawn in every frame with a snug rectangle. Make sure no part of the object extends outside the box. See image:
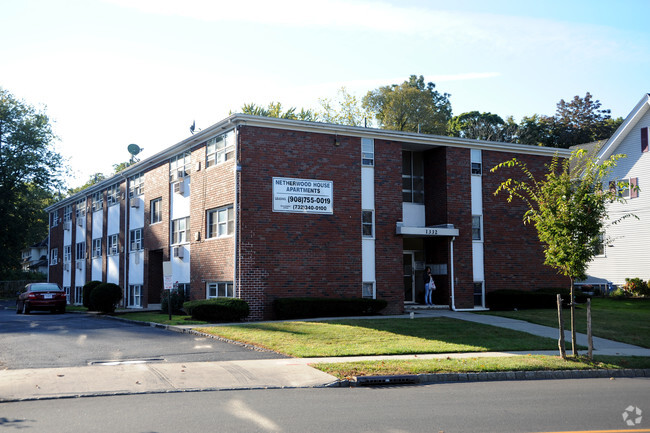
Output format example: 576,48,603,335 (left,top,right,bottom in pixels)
195,317,575,358
482,297,650,348
313,355,650,379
